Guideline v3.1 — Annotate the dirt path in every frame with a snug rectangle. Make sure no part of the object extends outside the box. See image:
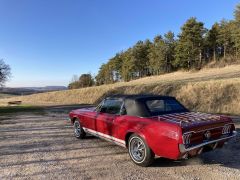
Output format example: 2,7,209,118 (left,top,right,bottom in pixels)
0,108,239,180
